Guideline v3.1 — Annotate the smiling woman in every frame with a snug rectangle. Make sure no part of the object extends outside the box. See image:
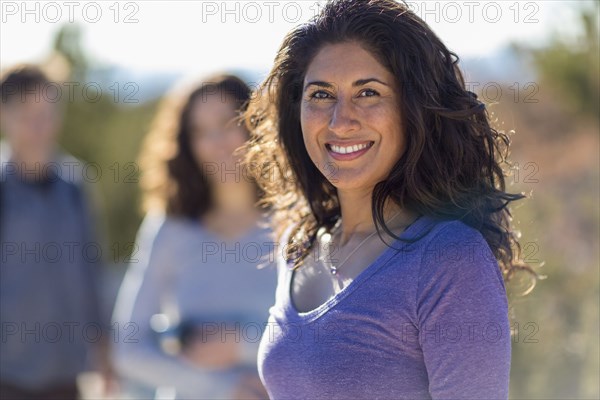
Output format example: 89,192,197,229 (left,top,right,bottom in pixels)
242,0,541,399
300,42,405,192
